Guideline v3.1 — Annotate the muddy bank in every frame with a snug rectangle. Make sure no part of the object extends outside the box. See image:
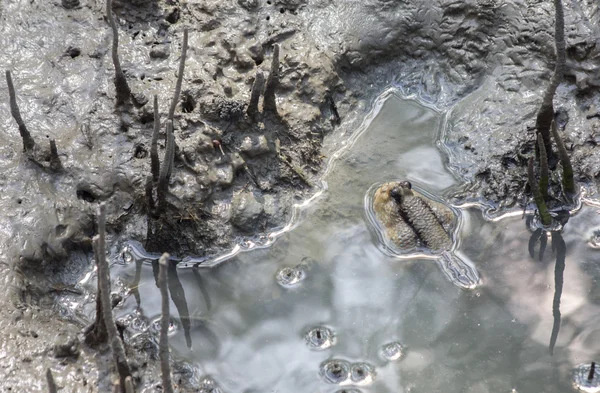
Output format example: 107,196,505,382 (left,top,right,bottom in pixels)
310,0,600,207
1,0,600,391
2,0,599,272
